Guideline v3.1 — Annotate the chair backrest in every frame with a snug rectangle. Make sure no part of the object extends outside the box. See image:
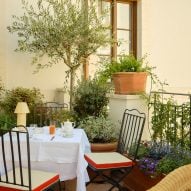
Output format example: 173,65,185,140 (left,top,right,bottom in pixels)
0,121,32,190
34,101,68,126
117,108,146,161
